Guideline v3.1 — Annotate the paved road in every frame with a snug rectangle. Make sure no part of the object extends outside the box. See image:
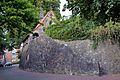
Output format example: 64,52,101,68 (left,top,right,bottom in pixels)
0,66,120,80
